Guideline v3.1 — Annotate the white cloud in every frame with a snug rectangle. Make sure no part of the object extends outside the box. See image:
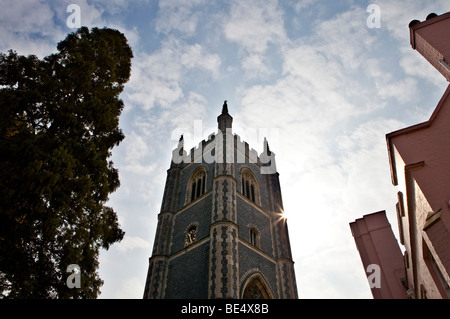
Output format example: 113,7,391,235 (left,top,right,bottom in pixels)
156,0,207,37
281,118,405,298
75,0,105,28
119,131,159,176
224,0,286,54
91,0,149,15
399,48,445,87
68,0,141,48
241,54,274,79
126,39,220,110
223,0,286,78
293,0,315,13
297,245,374,298
0,0,63,57
180,43,221,78
378,0,450,43
314,6,376,70
124,132,150,163
0,0,140,58
377,77,419,104
114,276,145,299
281,45,353,116
0,0,54,35
338,119,404,210
116,236,151,253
